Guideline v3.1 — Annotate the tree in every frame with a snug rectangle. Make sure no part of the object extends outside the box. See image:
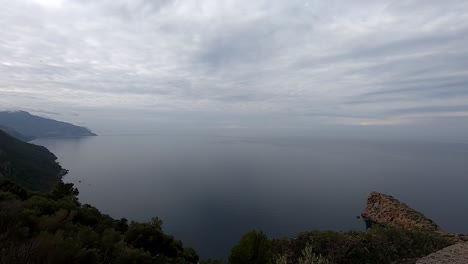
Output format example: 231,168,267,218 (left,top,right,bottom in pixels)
124,217,189,259
229,230,272,264
51,182,79,200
